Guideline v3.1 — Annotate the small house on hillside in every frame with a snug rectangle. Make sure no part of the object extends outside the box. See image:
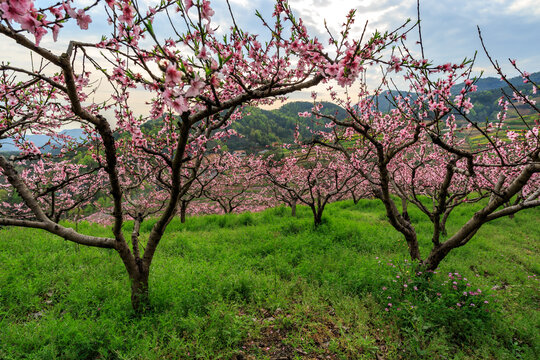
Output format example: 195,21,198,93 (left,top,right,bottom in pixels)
233,150,247,157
